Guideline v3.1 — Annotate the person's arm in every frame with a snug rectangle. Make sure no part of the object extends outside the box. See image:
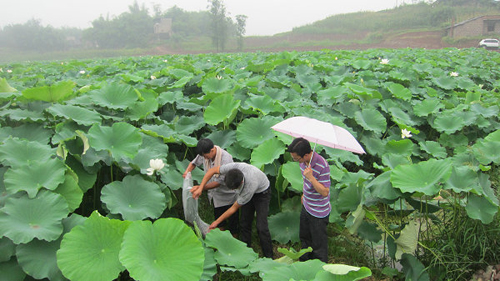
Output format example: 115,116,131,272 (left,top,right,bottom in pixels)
183,162,196,178
191,166,221,199
209,201,241,229
303,167,329,197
